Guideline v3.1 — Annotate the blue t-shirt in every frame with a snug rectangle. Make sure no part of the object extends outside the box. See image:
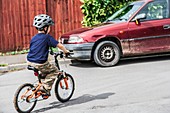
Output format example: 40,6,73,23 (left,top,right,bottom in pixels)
27,33,59,64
